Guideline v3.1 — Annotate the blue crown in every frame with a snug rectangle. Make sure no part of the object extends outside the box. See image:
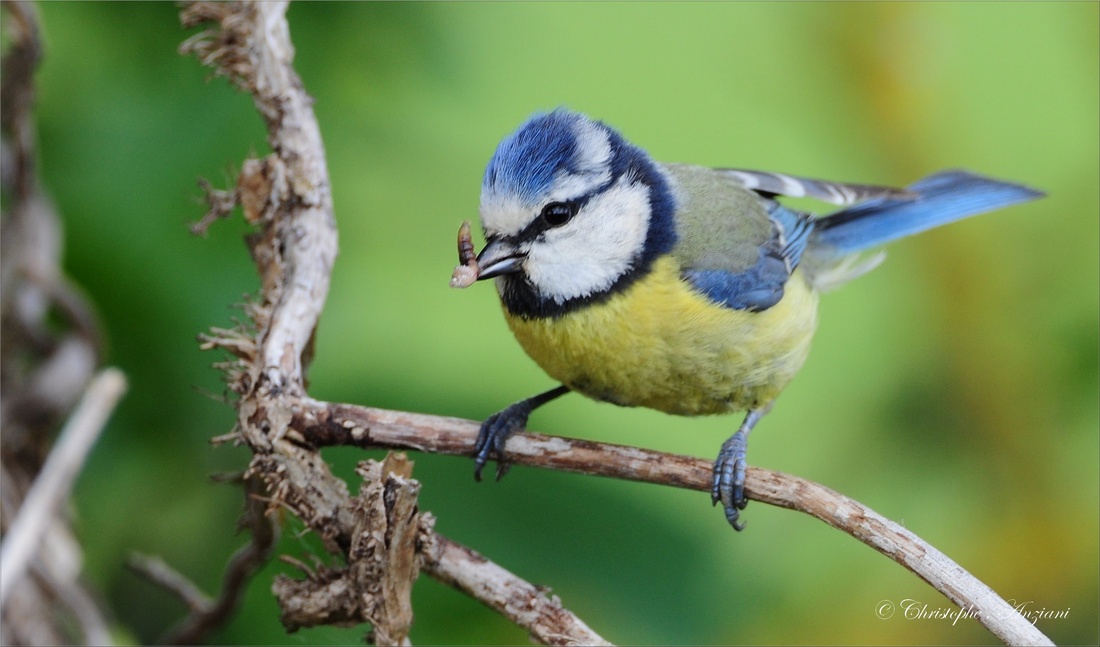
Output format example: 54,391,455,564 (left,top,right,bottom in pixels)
483,109,594,204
